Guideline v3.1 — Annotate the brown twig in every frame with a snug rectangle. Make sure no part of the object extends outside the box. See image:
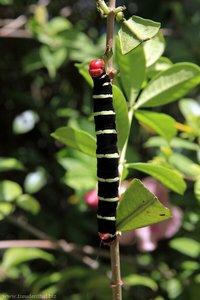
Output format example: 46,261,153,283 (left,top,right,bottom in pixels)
0,29,32,39
5,214,132,271
105,0,116,74
110,238,123,300
0,15,27,37
5,215,112,266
